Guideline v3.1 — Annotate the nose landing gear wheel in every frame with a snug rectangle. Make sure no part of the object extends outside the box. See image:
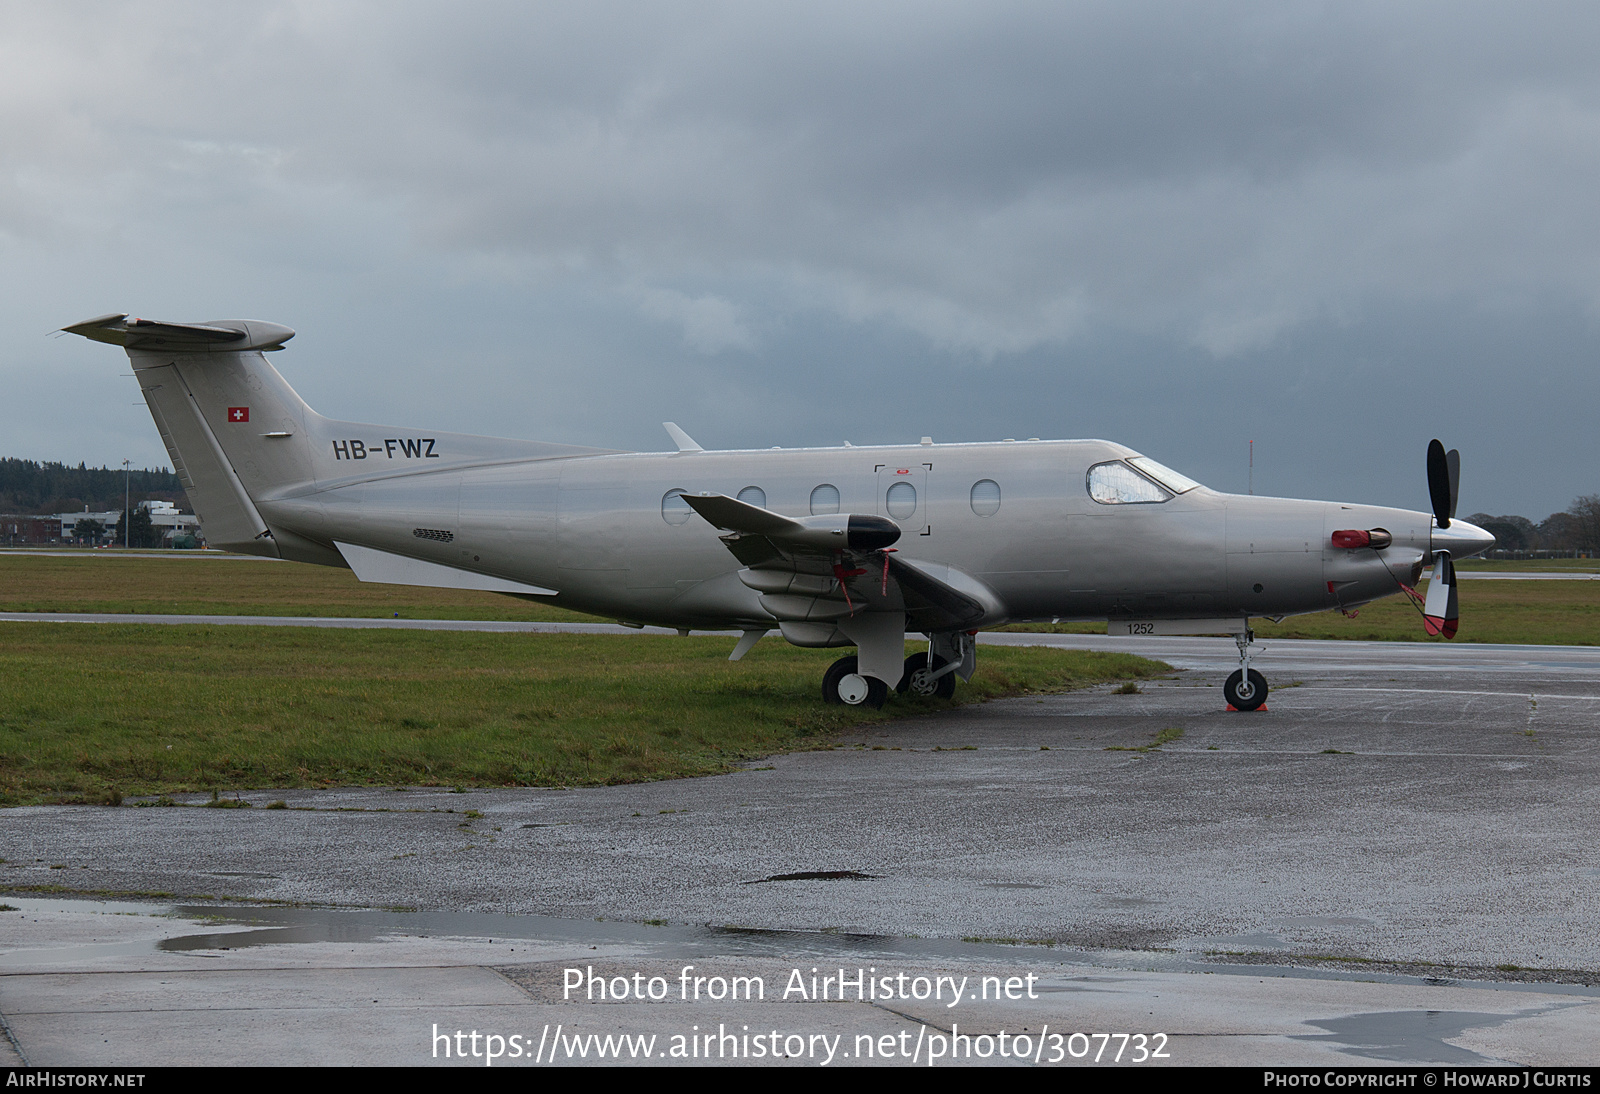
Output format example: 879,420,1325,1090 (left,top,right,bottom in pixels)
897,652,956,699
1224,668,1268,711
823,655,887,708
